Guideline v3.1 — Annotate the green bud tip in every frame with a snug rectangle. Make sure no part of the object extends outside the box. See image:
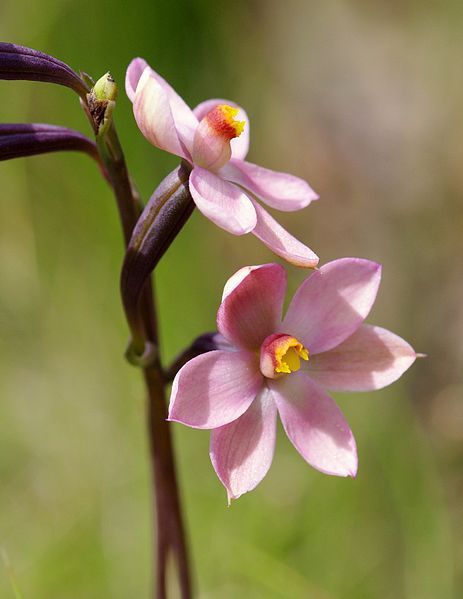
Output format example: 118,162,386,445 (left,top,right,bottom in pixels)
93,72,118,102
